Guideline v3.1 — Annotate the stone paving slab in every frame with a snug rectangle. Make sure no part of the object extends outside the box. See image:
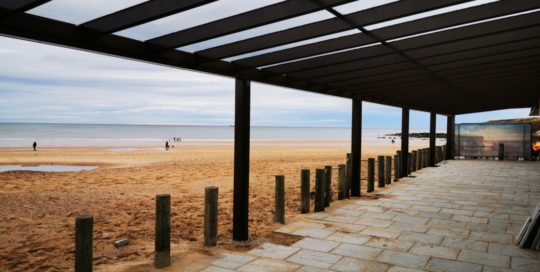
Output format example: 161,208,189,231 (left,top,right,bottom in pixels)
286,249,341,269
188,161,540,272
